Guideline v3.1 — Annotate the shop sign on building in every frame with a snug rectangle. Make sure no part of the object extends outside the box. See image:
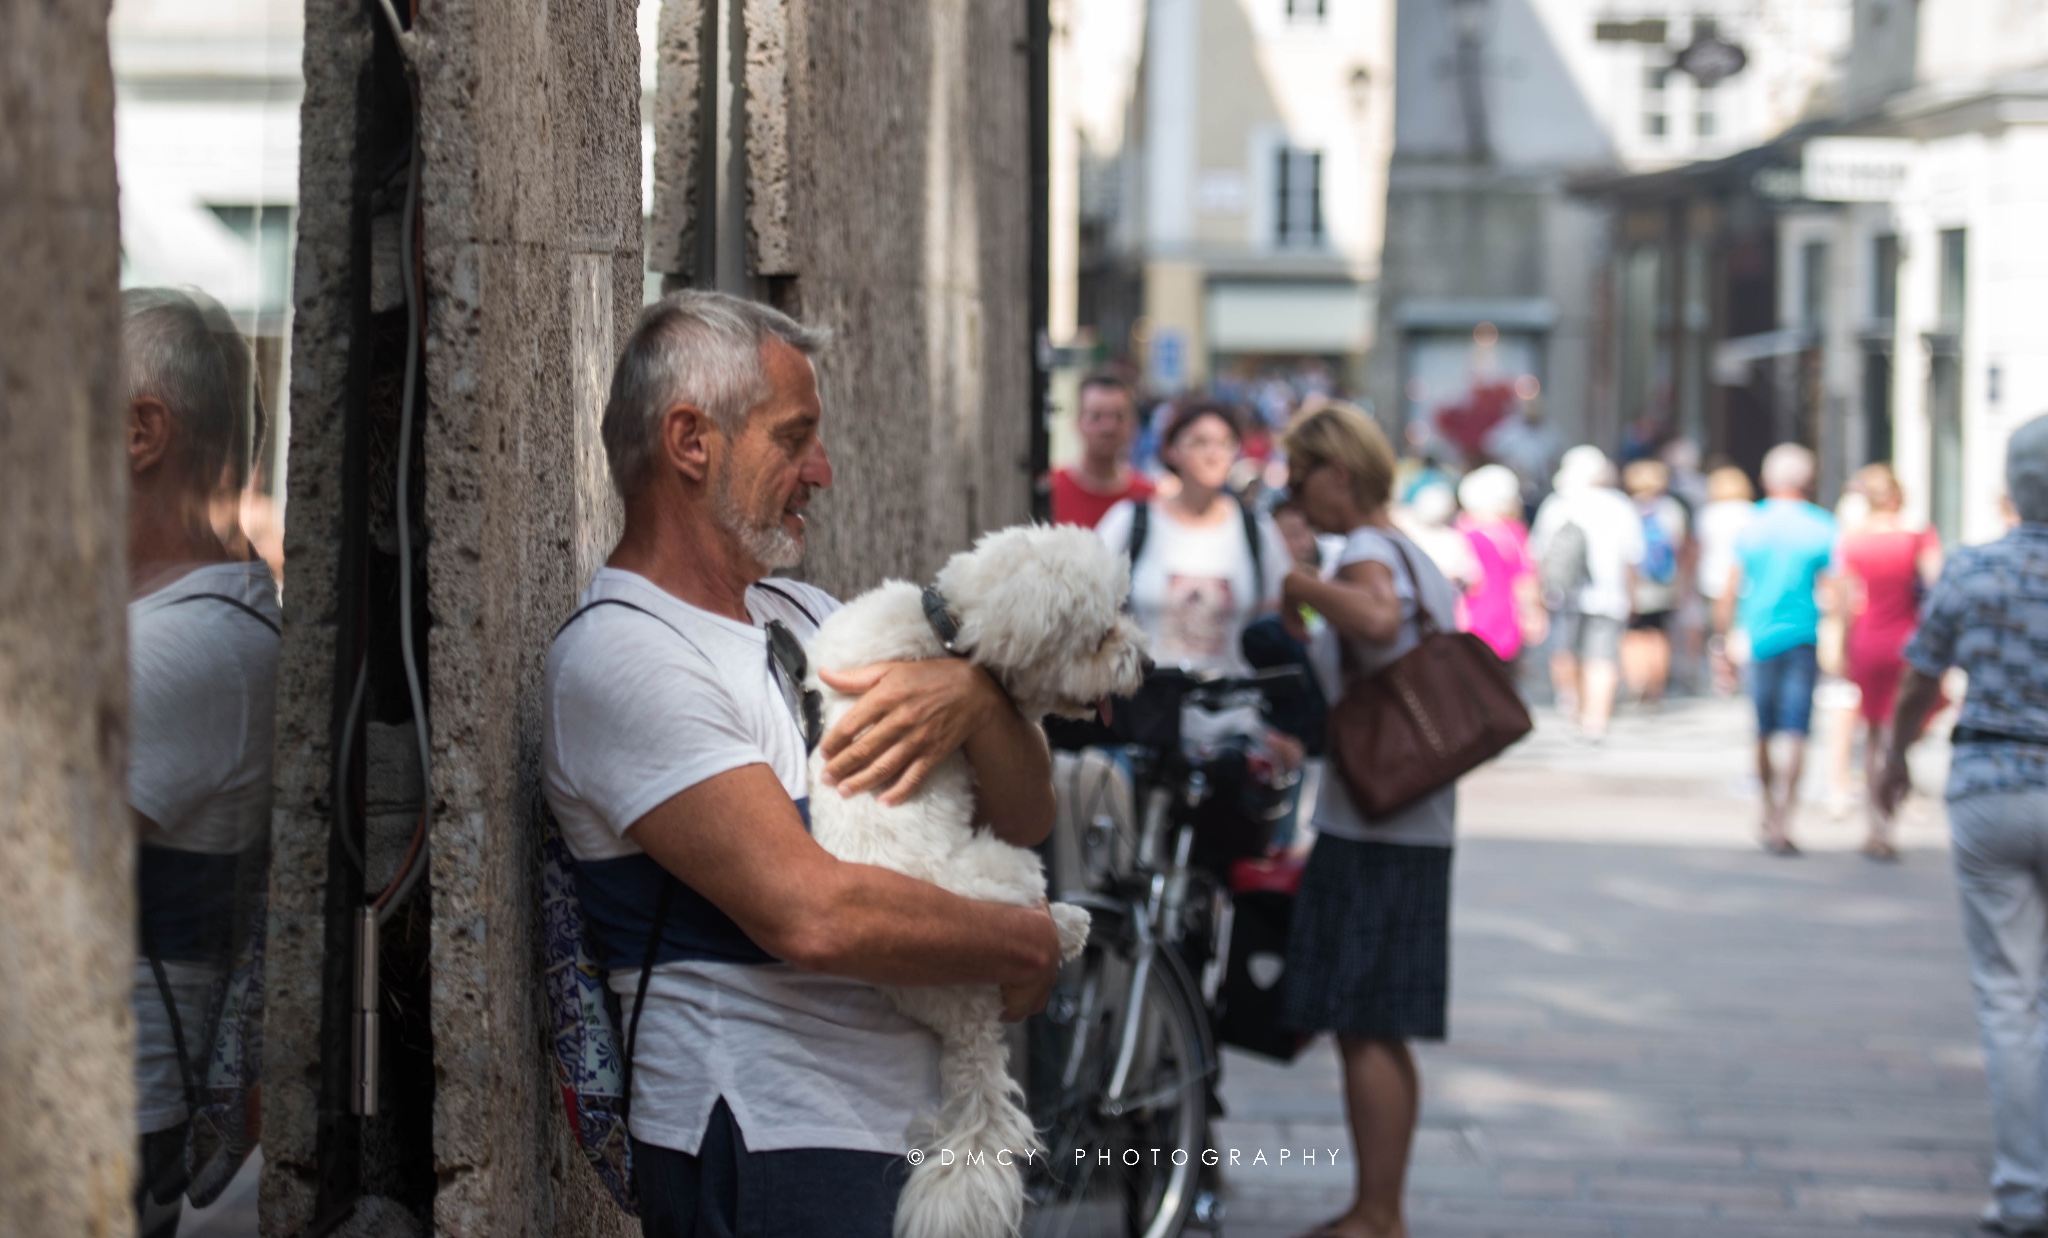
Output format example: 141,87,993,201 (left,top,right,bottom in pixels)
1803,137,1915,203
